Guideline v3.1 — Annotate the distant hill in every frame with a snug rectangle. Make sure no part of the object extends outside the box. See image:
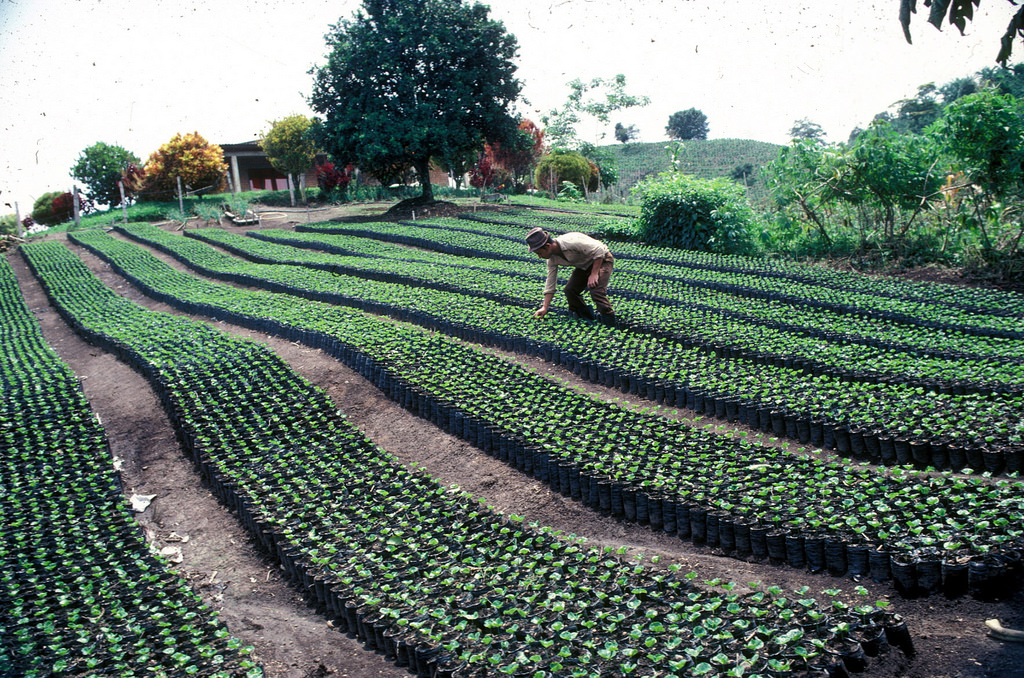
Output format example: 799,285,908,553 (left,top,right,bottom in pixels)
603,138,784,202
